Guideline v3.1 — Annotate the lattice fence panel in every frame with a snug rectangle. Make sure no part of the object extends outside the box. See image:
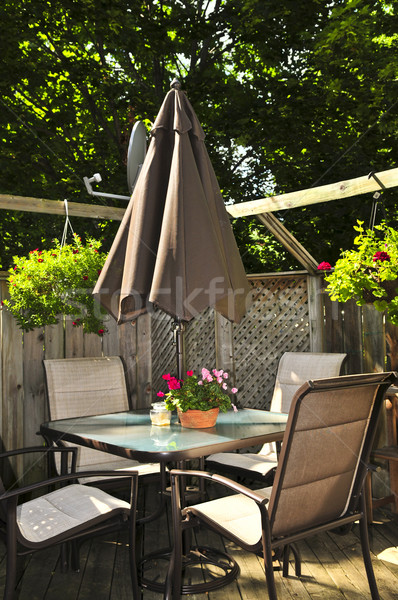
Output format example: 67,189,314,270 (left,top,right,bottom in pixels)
185,308,216,373
233,275,310,410
150,310,176,398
